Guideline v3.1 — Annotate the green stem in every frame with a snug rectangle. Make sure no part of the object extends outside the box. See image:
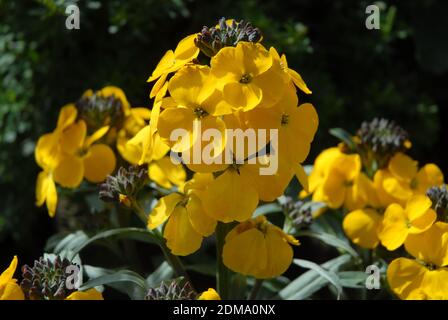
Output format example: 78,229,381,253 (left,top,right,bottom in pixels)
216,222,232,300
248,279,263,300
130,198,190,283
